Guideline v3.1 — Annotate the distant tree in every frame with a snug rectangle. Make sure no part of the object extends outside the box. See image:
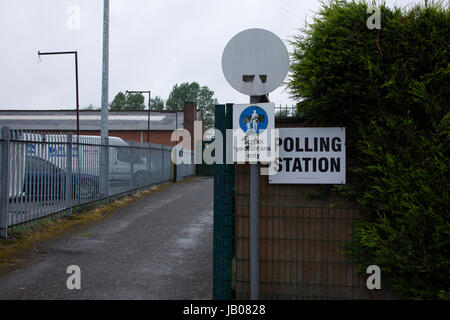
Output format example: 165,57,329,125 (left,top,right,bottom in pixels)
166,82,218,128
126,93,145,110
110,92,127,110
150,96,165,110
82,104,100,110
166,83,199,110
110,91,145,110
